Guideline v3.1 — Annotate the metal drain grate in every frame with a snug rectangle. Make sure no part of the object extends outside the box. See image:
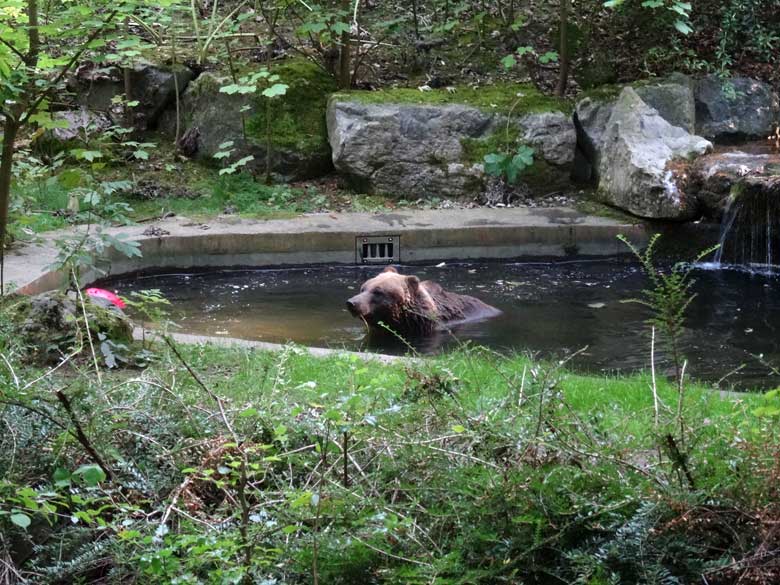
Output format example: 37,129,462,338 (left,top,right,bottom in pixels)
356,235,399,264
